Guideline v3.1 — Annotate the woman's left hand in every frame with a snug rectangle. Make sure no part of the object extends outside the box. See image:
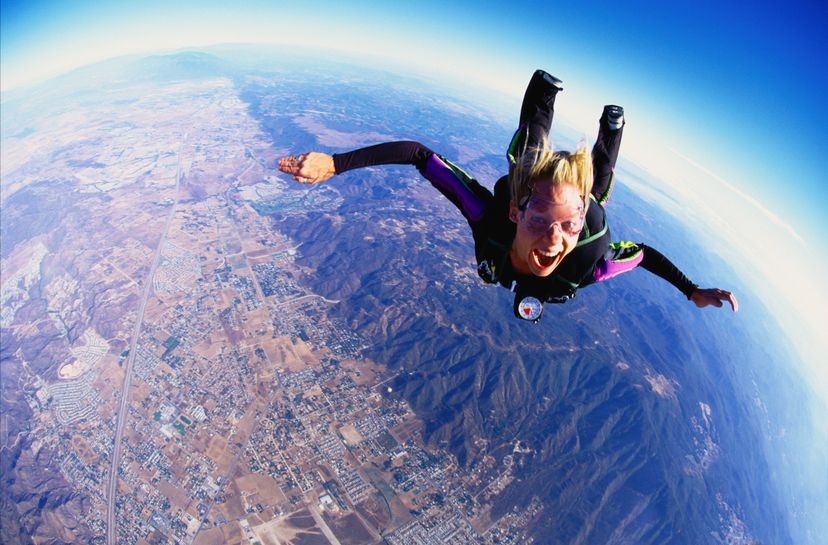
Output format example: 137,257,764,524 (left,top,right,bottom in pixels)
690,288,738,312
